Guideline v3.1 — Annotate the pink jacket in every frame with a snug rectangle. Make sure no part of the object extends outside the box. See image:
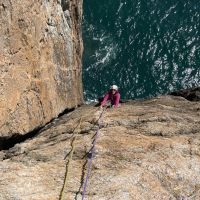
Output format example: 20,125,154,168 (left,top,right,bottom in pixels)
101,91,120,108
